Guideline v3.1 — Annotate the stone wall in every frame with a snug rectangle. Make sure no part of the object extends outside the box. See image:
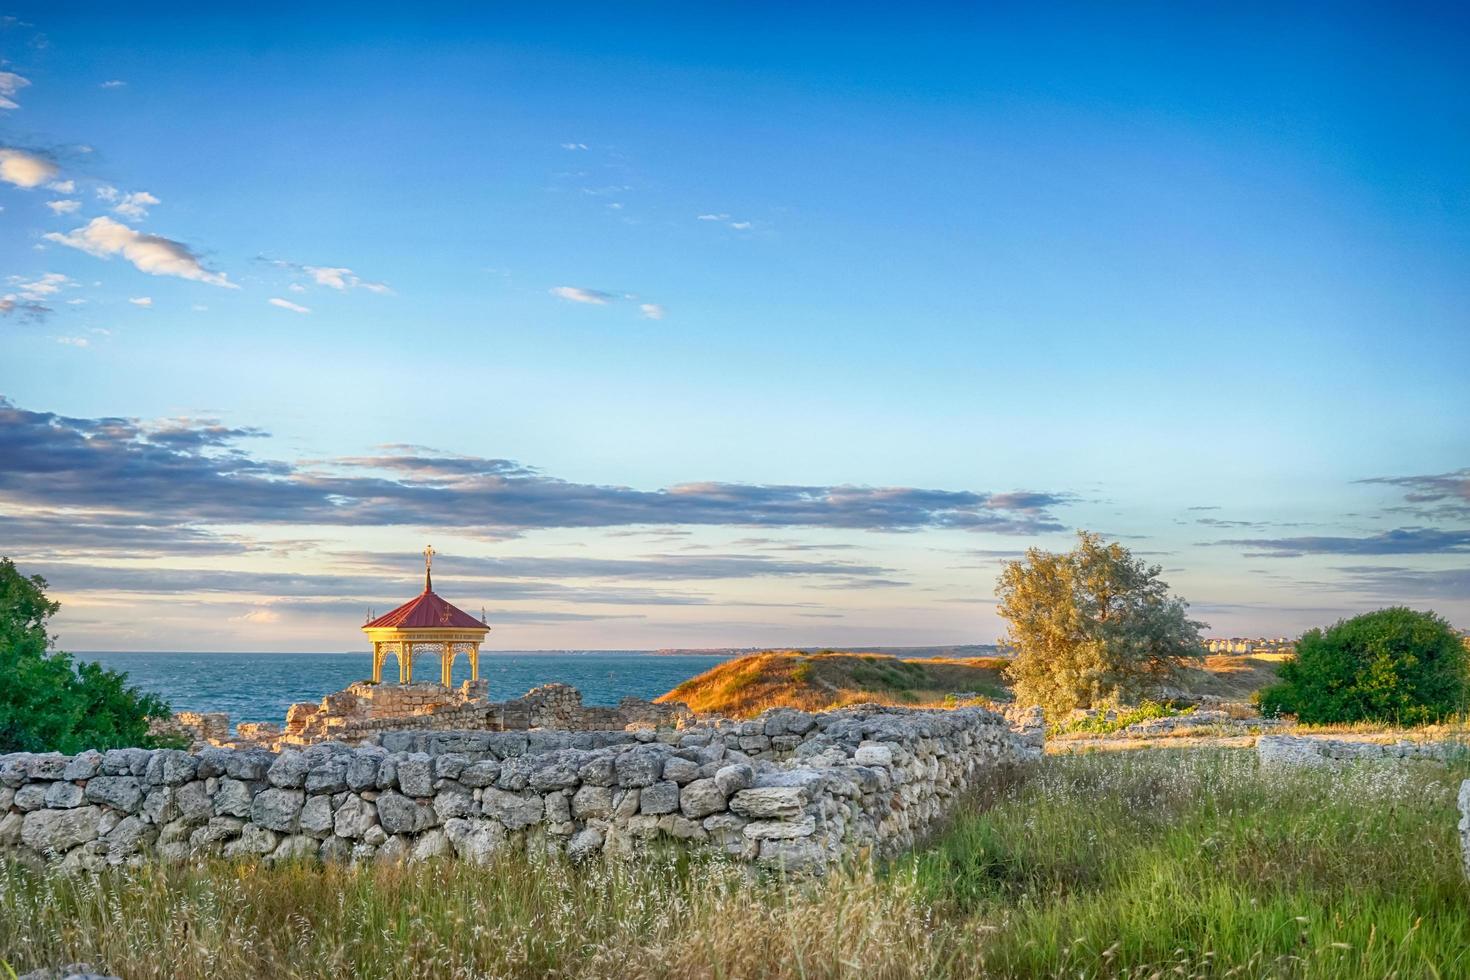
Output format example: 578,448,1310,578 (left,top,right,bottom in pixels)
1257,733,1469,767
0,704,1040,873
